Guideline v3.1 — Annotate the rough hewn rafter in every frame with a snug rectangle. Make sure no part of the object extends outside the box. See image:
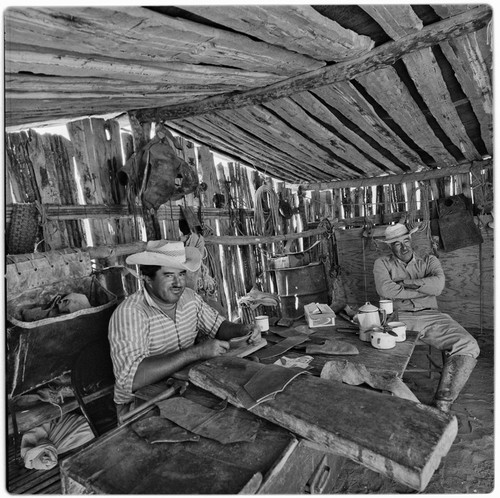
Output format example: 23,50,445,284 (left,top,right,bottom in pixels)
133,6,491,122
